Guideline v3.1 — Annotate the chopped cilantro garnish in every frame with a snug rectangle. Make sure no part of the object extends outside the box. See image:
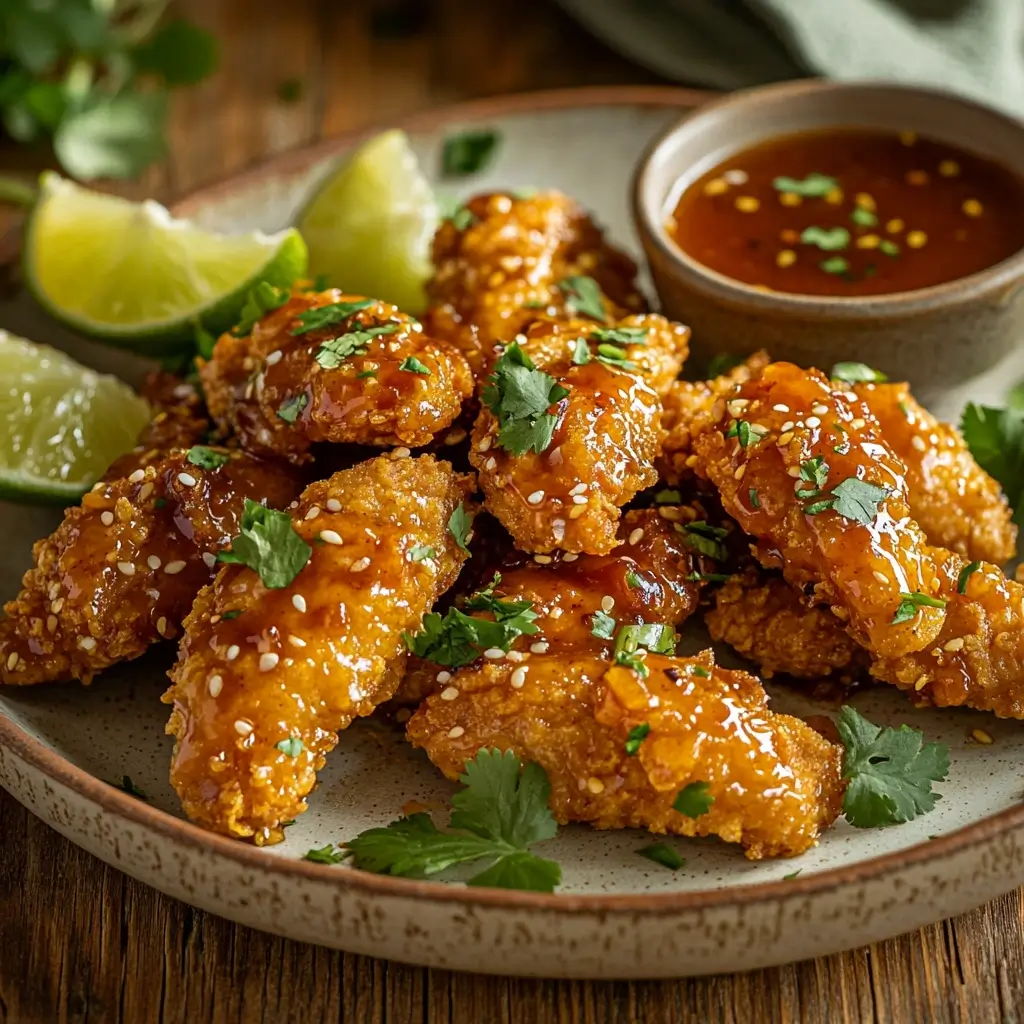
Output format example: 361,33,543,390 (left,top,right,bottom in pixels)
571,338,591,365
637,843,685,870
345,749,561,892
690,665,710,678
829,478,889,525
186,445,229,470
356,369,377,379
960,403,1024,525
448,502,471,552
557,275,606,321
277,393,308,423
850,207,878,228
221,609,243,620
591,610,616,640
801,226,850,251
673,781,713,818
114,775,148,801
685,571,731,583
310,273,330,291
726,419,768,448
613,622,676,677
591,326,649,345
195,320,217,359
798,455,830,495
399,356,431,375
291,298,375,335
679,521,728,561
749,487,760,509
595,342,635,370
450,206,476,231
441,129,500,177
837,705,948,828
304,845,346,865
772,172,838,197
276,737,304,757
625,569,643,589
408,543,436,563
624,723,651,756
957,561,981,594
820,256,850,275
879,239,900,256
314,324,399,369
232,282,290,337
831,362,888,385
892,591,948,625
654,488,682,504
783,870,802,880
481,343,569,456
217,499,312,589
707,352,742,377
